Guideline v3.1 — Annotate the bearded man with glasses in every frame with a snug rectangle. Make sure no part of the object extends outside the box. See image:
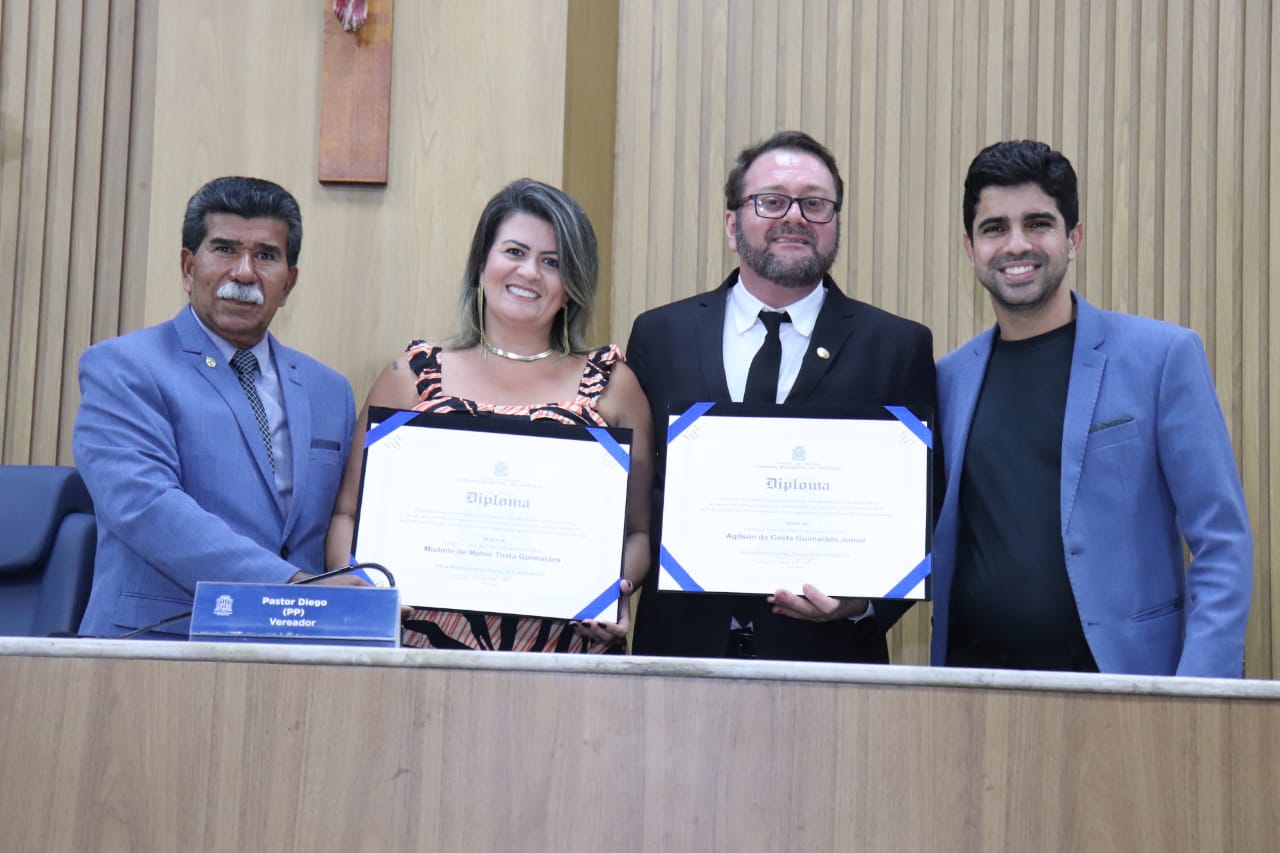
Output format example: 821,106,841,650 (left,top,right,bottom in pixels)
625,130,939,663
